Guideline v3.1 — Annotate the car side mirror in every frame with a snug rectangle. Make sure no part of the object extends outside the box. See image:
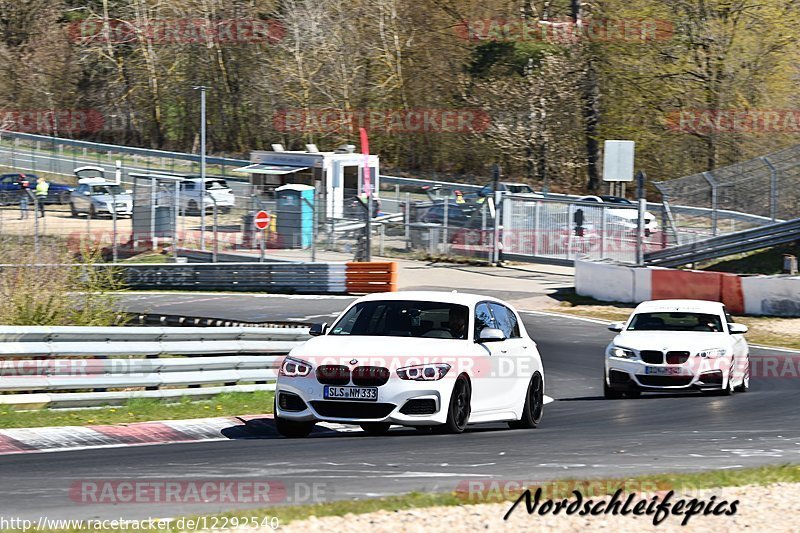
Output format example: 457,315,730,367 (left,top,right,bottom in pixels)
728,323,748,334
309,322,328,336
477,327,505,343
608,322,625,332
